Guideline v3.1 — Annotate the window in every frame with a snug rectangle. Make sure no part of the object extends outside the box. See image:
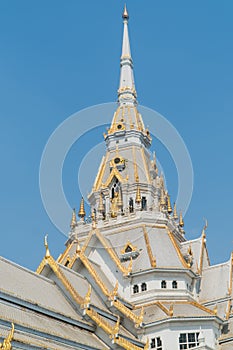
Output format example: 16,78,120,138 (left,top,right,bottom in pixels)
141,196,147,210
125,245,132,253
141,282,147,292
129,197,134,213
133,284,139,294
161,280,167,289
151,337,162,349
172,280,178,289
179,332,199,349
